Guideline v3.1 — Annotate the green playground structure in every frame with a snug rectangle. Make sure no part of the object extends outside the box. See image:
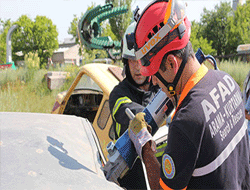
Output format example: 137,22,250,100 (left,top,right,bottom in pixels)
78,3,128,60
0,61,16,70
